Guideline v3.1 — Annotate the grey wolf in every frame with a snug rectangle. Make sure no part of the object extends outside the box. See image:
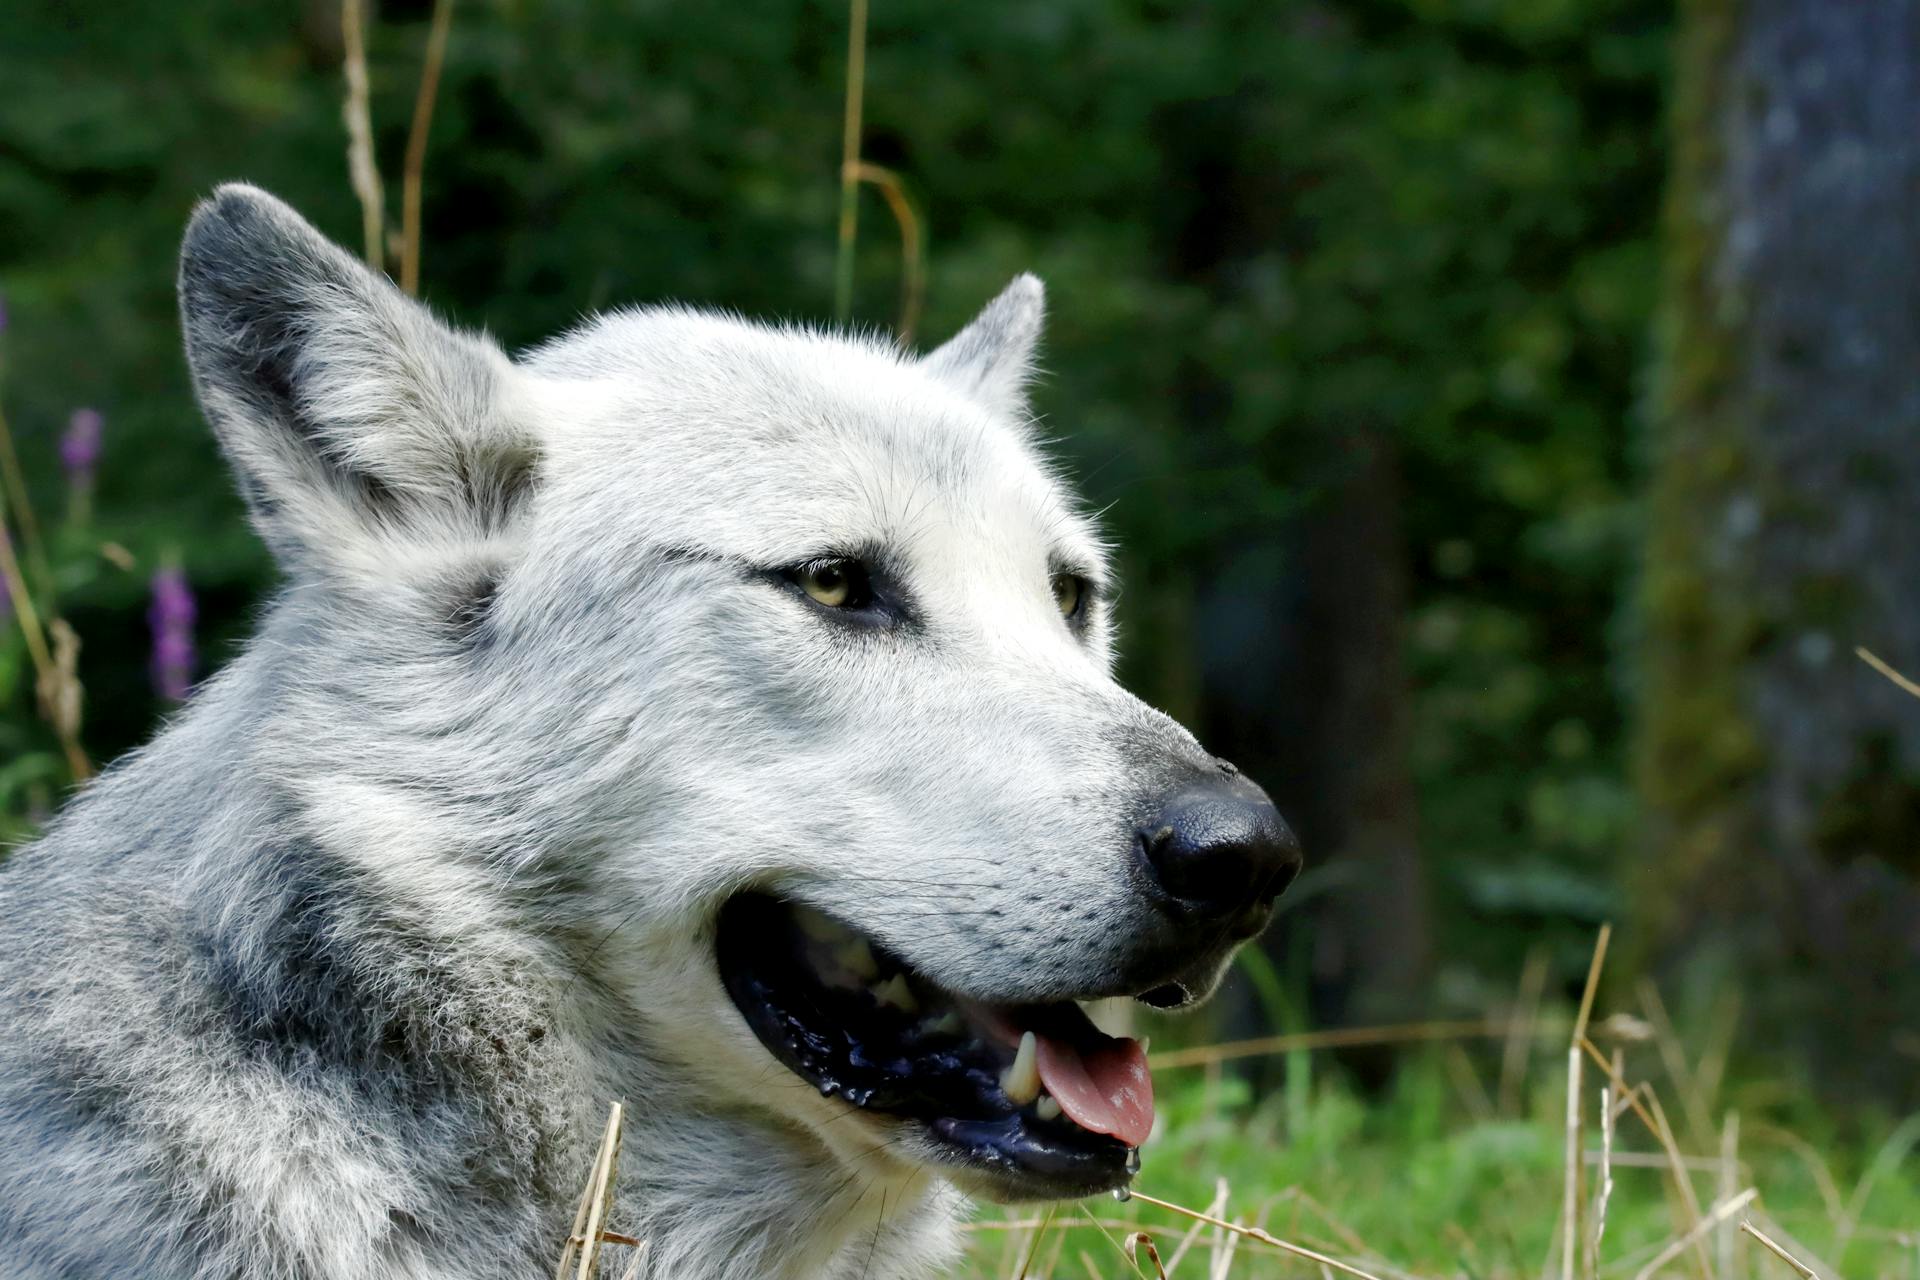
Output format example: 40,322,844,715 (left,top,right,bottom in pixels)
0,185,1300,1279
